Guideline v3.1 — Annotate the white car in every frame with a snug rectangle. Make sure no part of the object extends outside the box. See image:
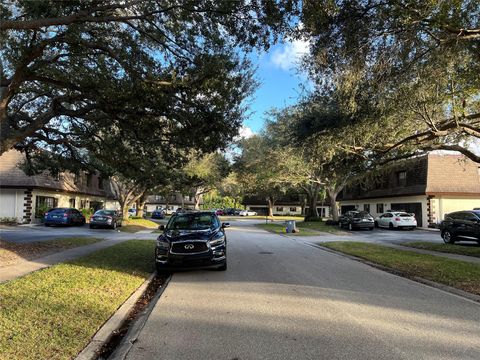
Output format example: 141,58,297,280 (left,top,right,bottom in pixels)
375,211,417,230
239,210,257,216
